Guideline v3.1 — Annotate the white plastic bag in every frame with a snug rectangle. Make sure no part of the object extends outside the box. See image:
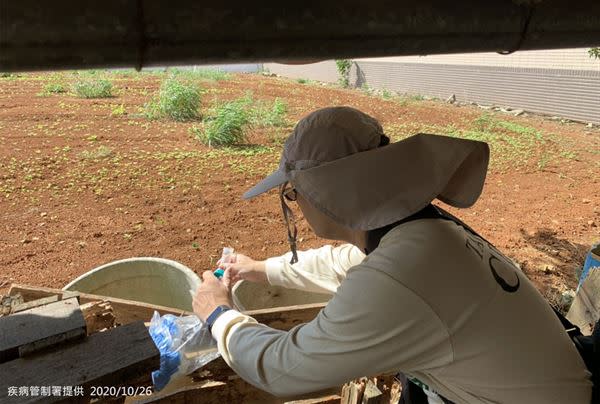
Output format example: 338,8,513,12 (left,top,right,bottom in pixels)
148,311,220,391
